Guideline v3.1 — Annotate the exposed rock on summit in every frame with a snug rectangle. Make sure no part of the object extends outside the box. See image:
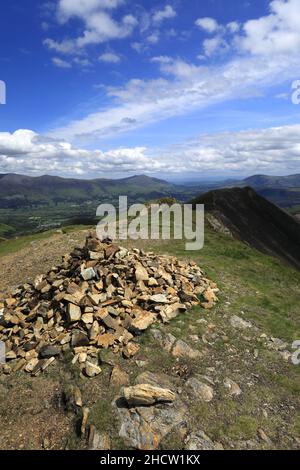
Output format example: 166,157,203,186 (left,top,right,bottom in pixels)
123,384,176,407
0,235,218,377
